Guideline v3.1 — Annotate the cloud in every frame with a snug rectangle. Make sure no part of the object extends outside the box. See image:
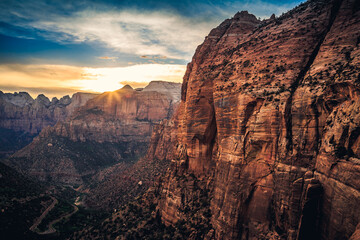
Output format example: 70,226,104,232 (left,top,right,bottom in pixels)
98,56,118,60
0,64,91,97
0,64,91,84
17,10,215,60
